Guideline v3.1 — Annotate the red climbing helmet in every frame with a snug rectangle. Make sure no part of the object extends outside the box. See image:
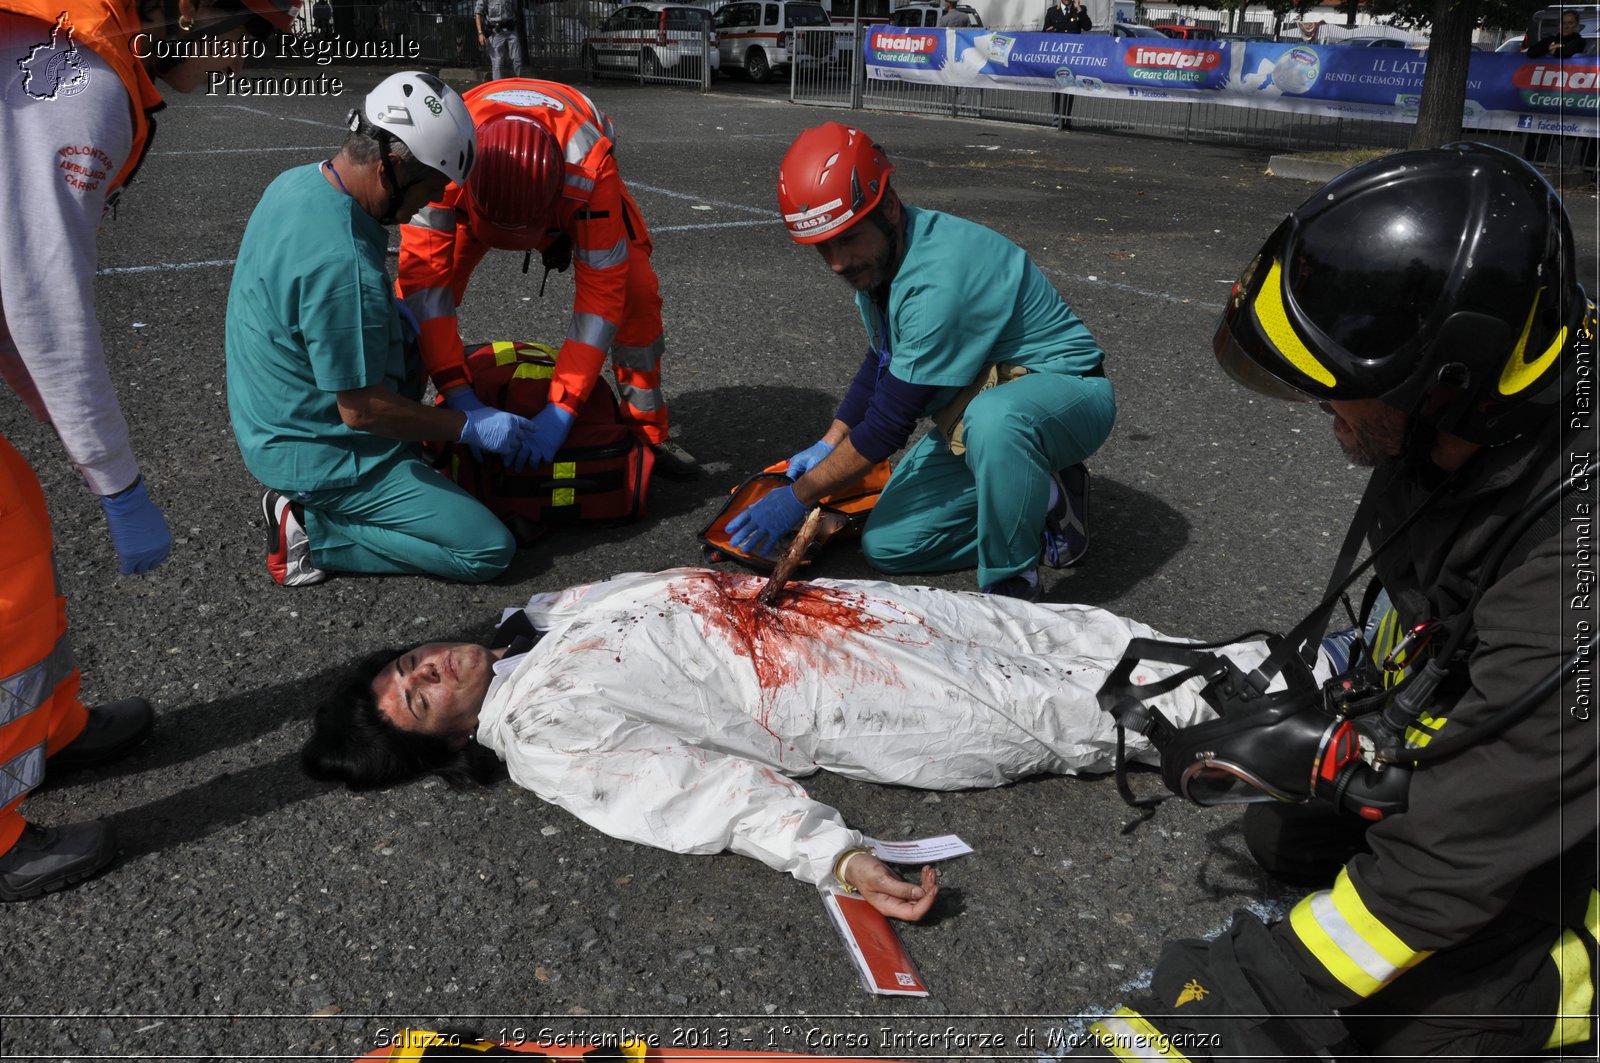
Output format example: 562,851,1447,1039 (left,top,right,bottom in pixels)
776,122,894,244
